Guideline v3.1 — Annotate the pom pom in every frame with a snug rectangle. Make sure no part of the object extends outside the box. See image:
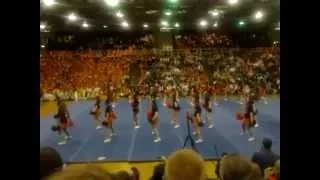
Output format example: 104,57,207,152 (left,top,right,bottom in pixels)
67,120,74,127
147,111,153,121
236,112,244,121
